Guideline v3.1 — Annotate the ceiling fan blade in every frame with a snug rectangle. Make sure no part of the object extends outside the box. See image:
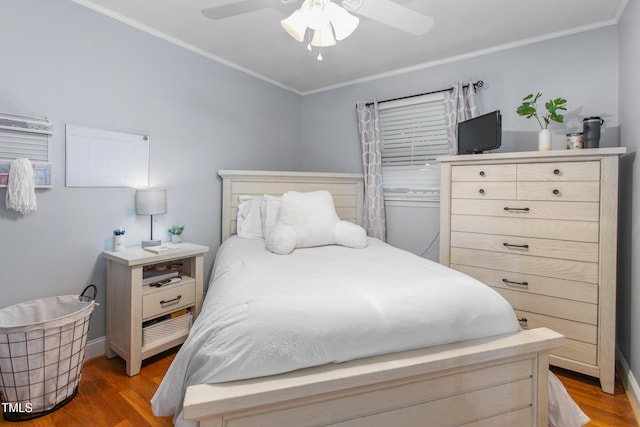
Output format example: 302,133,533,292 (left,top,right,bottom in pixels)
202,0,277,20
342,0,434,36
